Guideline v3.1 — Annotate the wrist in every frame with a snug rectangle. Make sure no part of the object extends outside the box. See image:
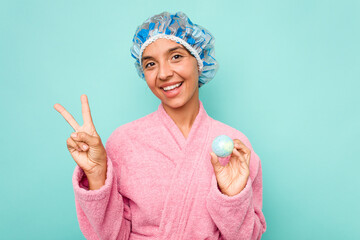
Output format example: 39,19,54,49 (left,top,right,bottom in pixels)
87,174,106,190
86,166,107,190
